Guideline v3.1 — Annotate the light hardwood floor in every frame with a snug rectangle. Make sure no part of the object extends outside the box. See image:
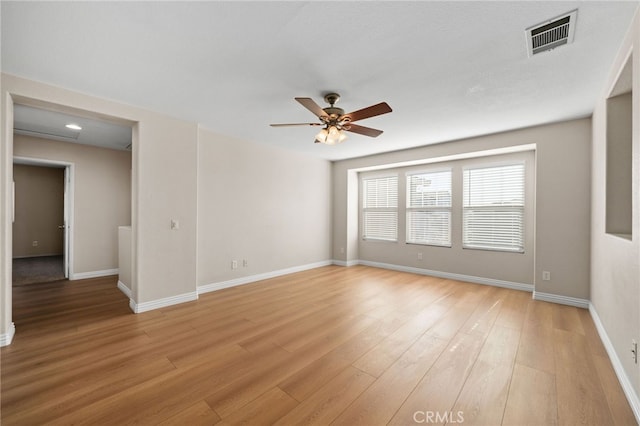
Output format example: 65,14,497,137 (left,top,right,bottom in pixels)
1,265,636,425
